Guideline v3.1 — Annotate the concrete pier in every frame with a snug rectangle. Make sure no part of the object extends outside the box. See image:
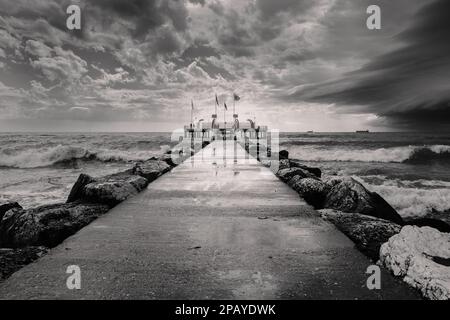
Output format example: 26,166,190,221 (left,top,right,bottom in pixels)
0,141,418,299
